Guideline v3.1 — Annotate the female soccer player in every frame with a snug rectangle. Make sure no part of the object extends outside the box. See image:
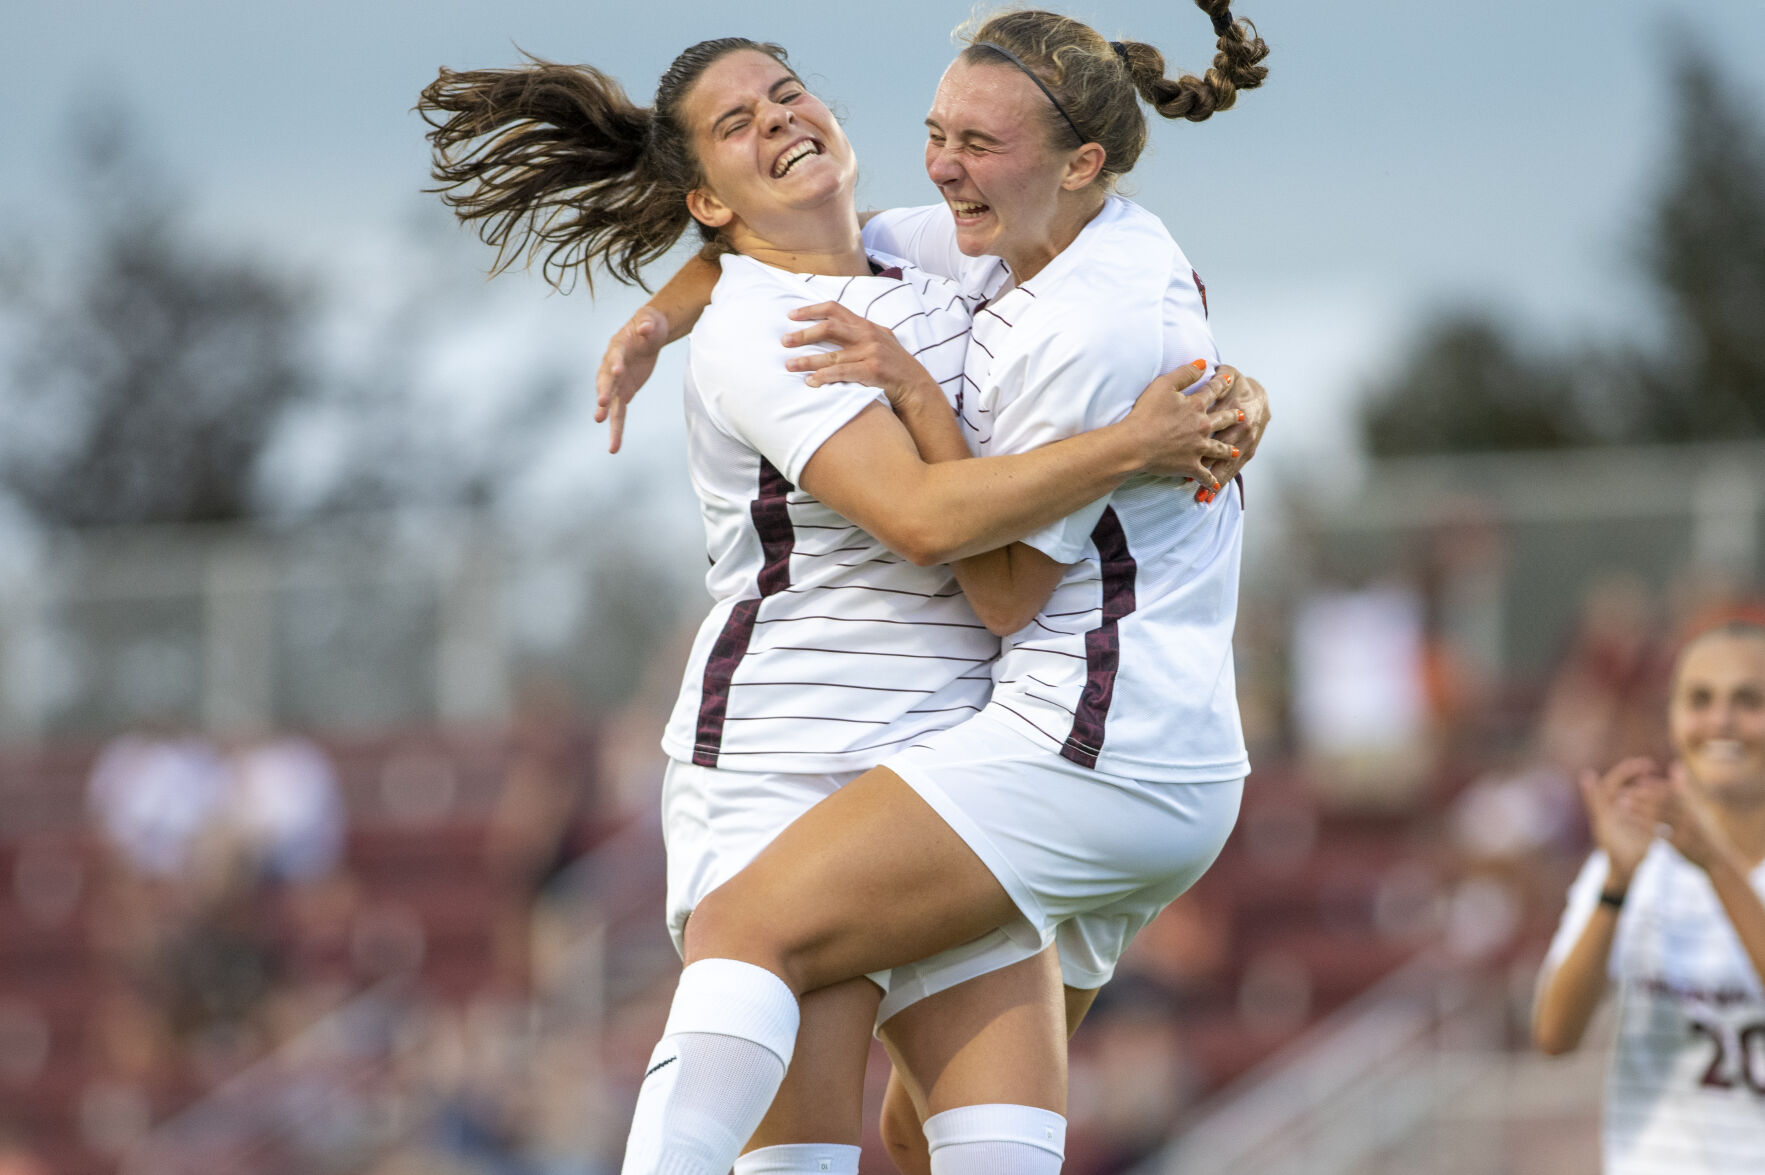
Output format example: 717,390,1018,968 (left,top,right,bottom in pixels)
607,6,1272,1175
1534,621,1765,1174
420,19,1256,1175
